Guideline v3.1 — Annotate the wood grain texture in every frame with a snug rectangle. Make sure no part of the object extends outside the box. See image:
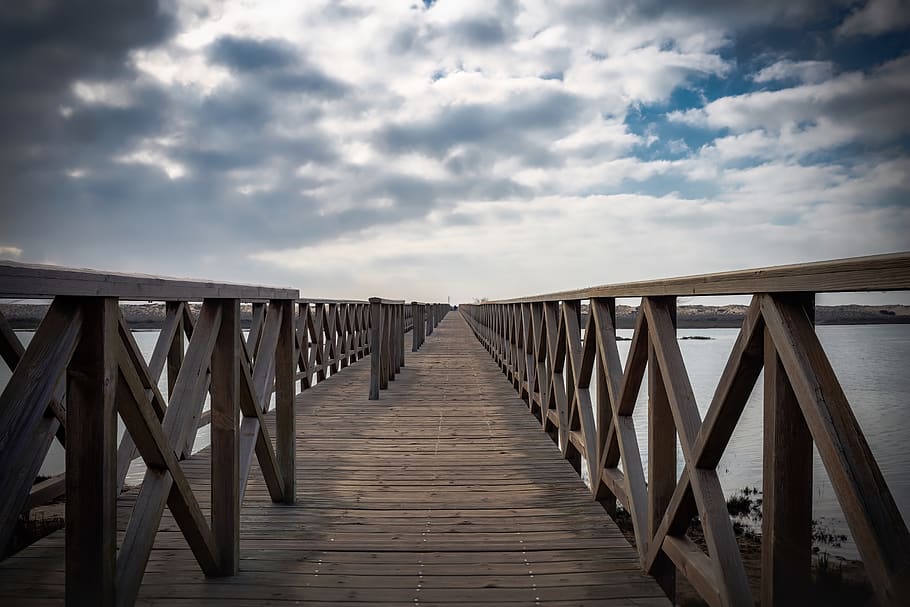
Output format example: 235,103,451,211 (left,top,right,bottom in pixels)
65,297,118,606
0,298,82,553
489,251,910,302
0,260,297,300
